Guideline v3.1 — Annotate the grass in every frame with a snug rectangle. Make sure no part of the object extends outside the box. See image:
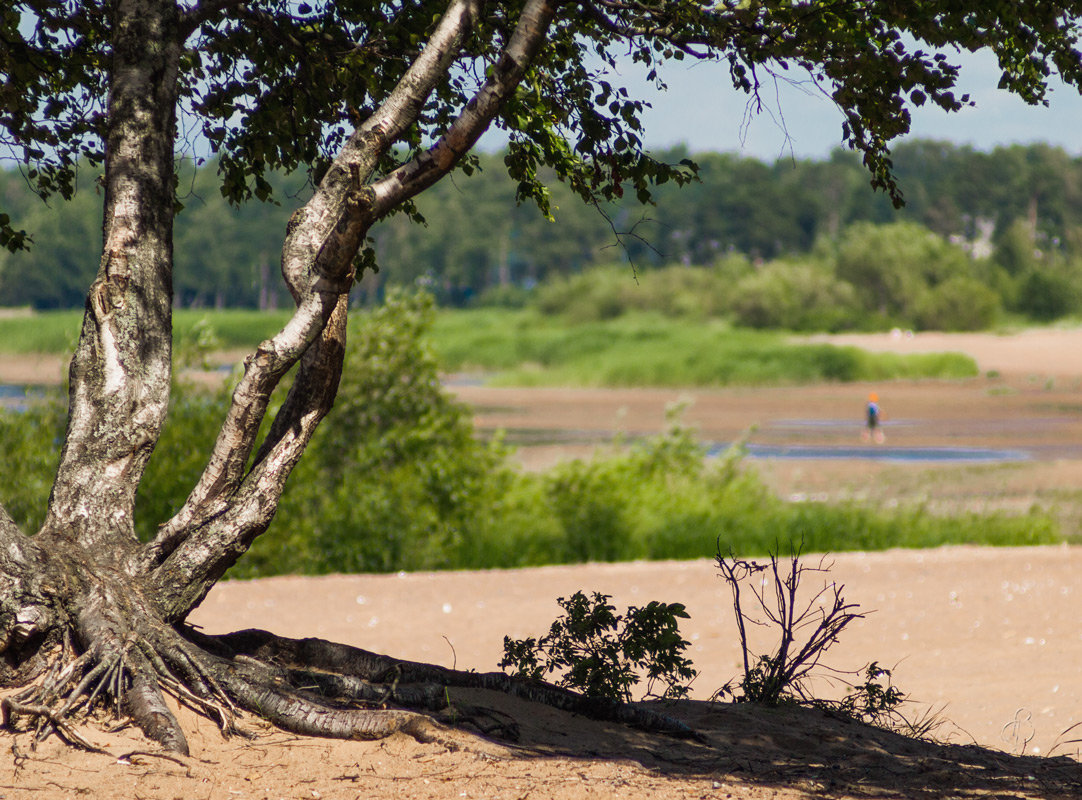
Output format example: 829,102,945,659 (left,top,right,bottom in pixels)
173,308,293,349
0,310,83,354
430,309,978,386
0,309,293,356
0,307,978,387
